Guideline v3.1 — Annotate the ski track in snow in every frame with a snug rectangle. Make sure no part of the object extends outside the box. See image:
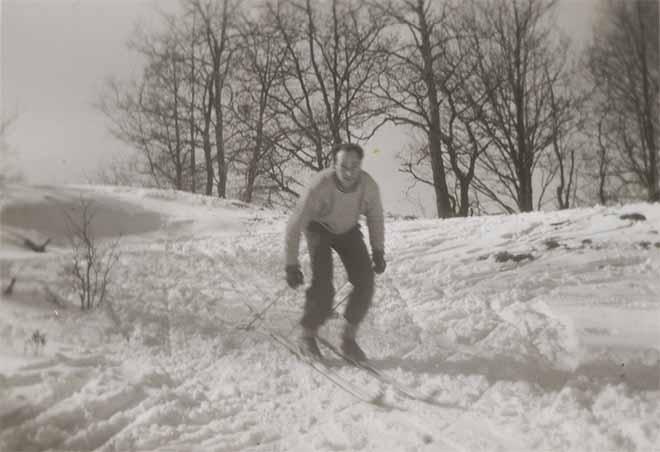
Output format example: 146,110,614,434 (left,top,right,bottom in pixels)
1,184,659,452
